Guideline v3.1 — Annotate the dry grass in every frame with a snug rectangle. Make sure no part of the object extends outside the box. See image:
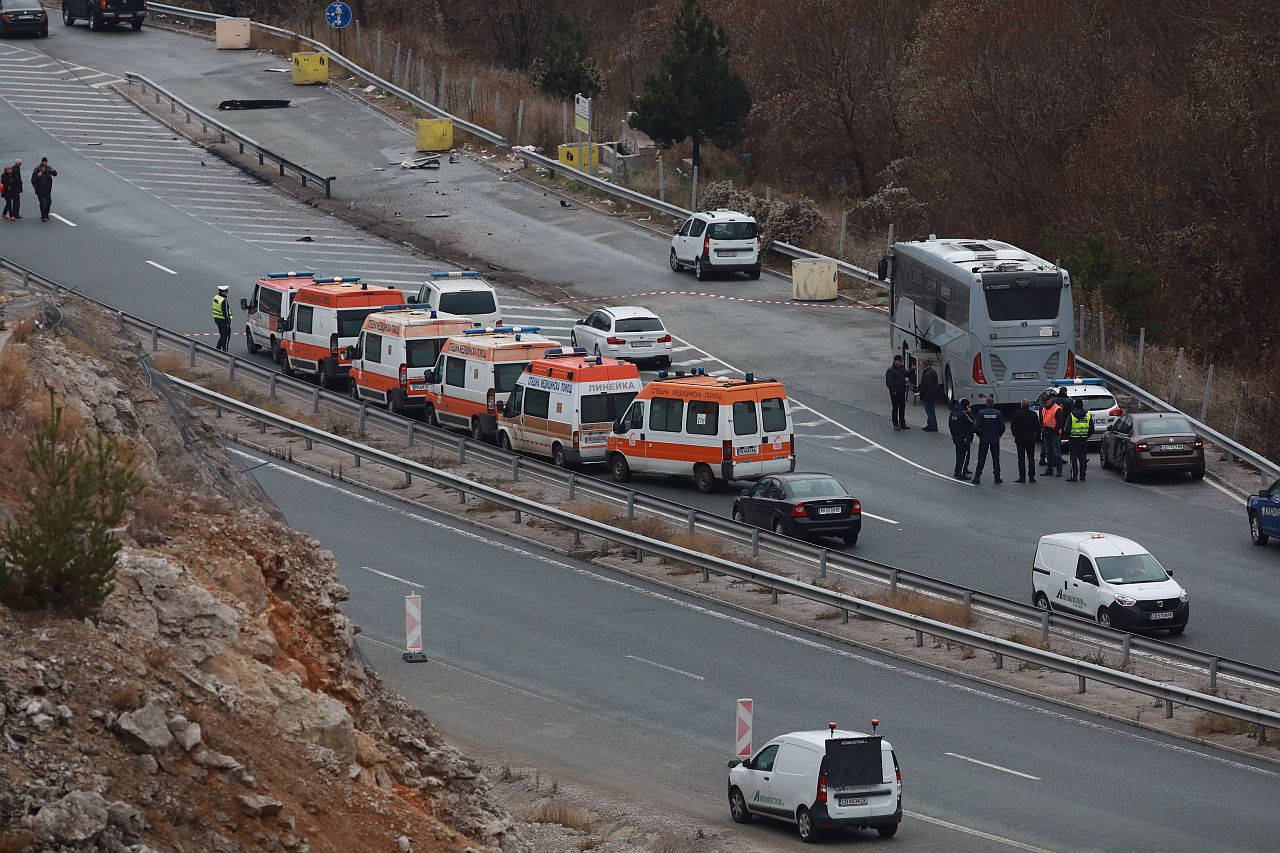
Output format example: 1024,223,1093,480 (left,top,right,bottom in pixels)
0,345,30,412
523,798,593,832
128,489,175,547
1192,712,1257,737
7,315,36,343
1007,630,1051,671
616,514,674,542
25,390,86,444
464,497,506,515
107,682,145,712
562,501,621,525
864,589,976,629
659,532,728,575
